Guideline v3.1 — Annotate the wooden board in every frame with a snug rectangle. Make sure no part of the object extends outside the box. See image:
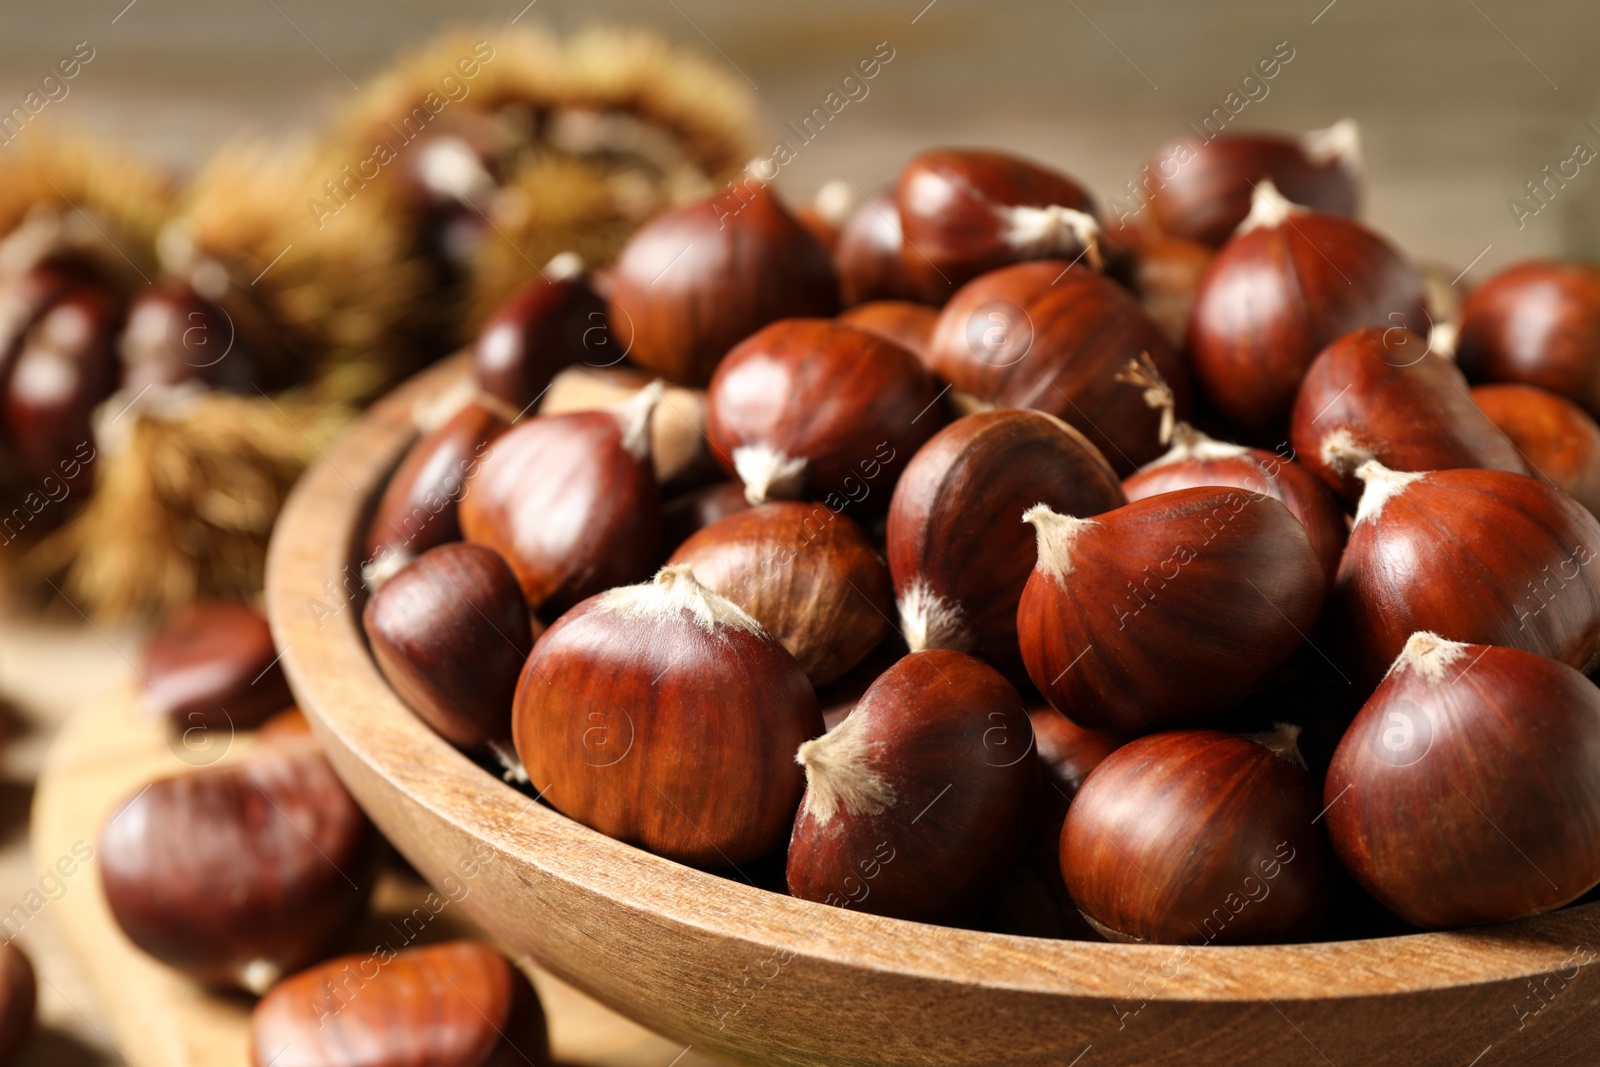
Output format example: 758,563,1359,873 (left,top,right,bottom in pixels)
31,678,726,1067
